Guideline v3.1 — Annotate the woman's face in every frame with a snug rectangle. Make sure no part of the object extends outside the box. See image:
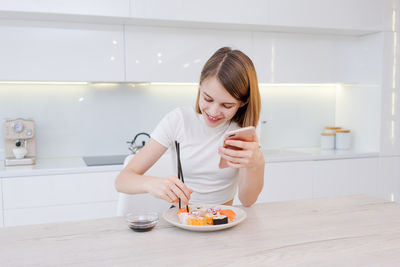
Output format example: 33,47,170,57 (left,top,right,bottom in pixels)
198,76,242,128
